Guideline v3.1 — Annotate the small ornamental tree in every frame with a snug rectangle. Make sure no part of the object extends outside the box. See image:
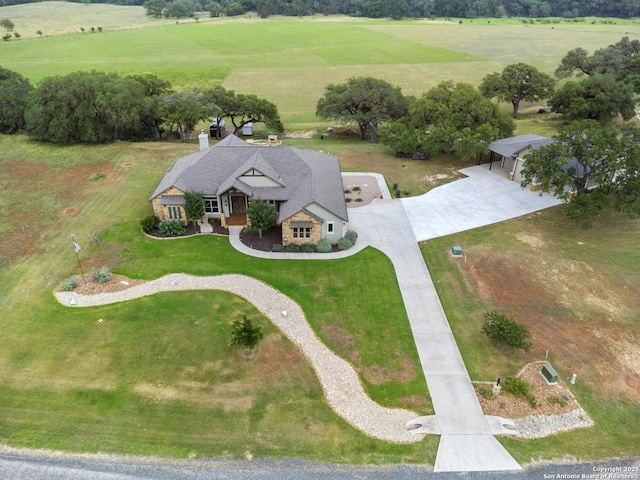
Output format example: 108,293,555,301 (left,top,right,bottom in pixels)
228,315,264,361
481,310,532,351
183,190,205,226
245,199,276,238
